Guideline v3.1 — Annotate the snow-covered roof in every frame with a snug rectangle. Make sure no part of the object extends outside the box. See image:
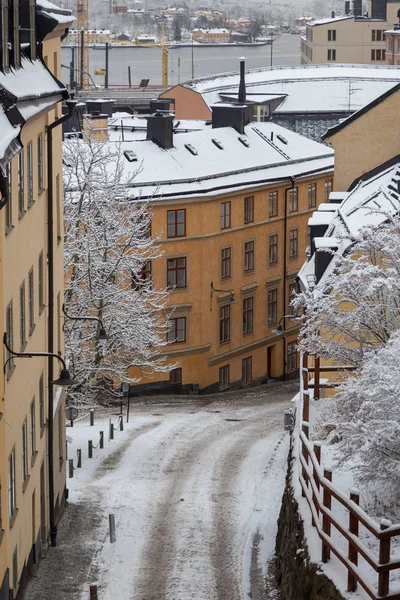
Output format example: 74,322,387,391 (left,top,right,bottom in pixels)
309,15,354,26
106,114,211,142
0,57,64,102
298,162,400,290
177,65,400,116
0,106,21,161
37,0,74,26
66,121,334,201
